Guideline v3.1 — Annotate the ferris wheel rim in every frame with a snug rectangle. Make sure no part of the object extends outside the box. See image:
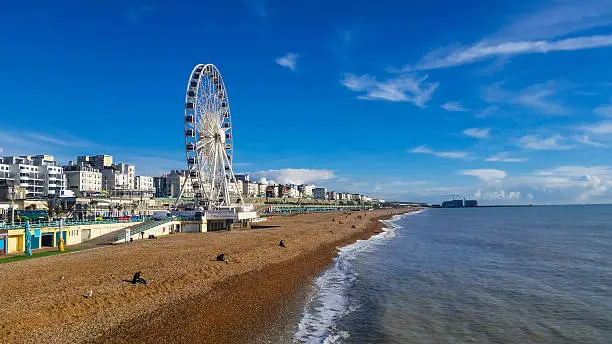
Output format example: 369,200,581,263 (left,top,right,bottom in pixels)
182,63,242,209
